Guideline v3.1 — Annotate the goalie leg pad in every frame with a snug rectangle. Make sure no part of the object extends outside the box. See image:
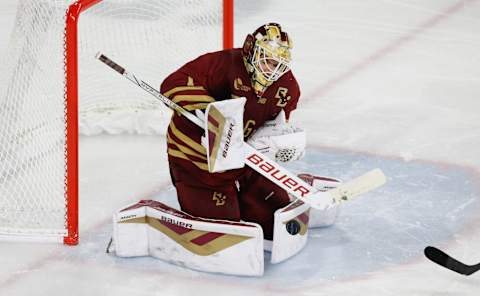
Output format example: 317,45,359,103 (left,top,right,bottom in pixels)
270,200,311,264
112,200,264,276
309,204,340,228
297,174,342,228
